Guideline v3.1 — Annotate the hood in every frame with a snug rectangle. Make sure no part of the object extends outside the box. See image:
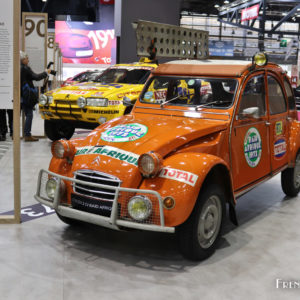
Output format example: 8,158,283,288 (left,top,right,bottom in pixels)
72,115,228,187
54,82,143,99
